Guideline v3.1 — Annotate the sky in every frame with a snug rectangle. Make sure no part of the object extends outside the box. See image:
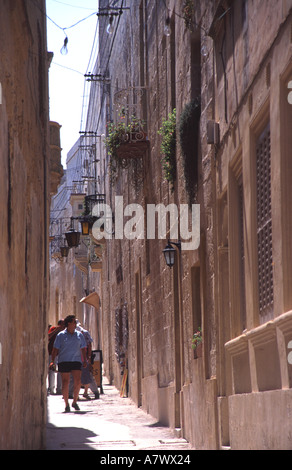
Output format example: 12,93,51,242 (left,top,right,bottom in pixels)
46,0,99,167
